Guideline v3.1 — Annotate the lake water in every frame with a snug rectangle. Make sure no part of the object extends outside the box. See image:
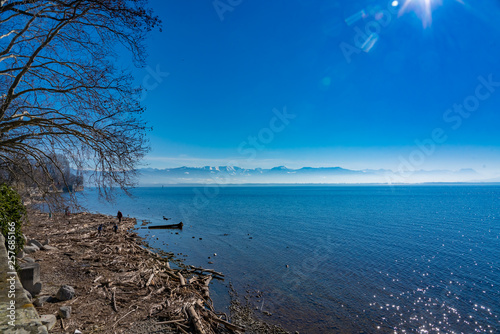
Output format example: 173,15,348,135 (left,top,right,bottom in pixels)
76,185,500,333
